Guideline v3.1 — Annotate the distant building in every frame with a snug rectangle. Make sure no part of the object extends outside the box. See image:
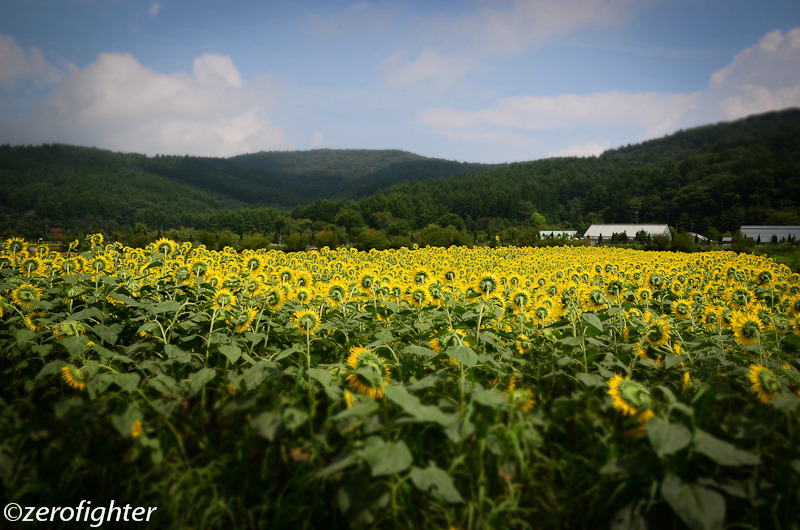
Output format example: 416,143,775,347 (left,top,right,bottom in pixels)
740,226,800,243
539,230,577,239
583,224,671,244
